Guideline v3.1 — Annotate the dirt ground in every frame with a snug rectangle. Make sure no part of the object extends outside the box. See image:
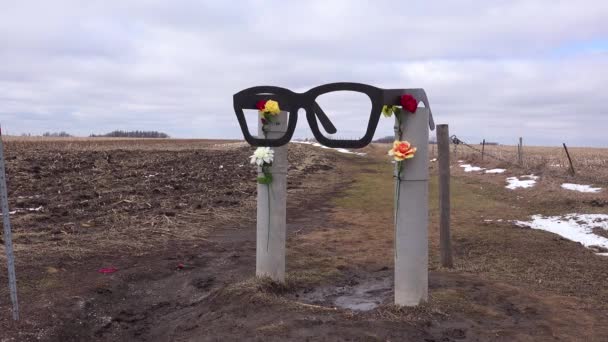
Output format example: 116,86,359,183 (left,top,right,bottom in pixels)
1,139,608,341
